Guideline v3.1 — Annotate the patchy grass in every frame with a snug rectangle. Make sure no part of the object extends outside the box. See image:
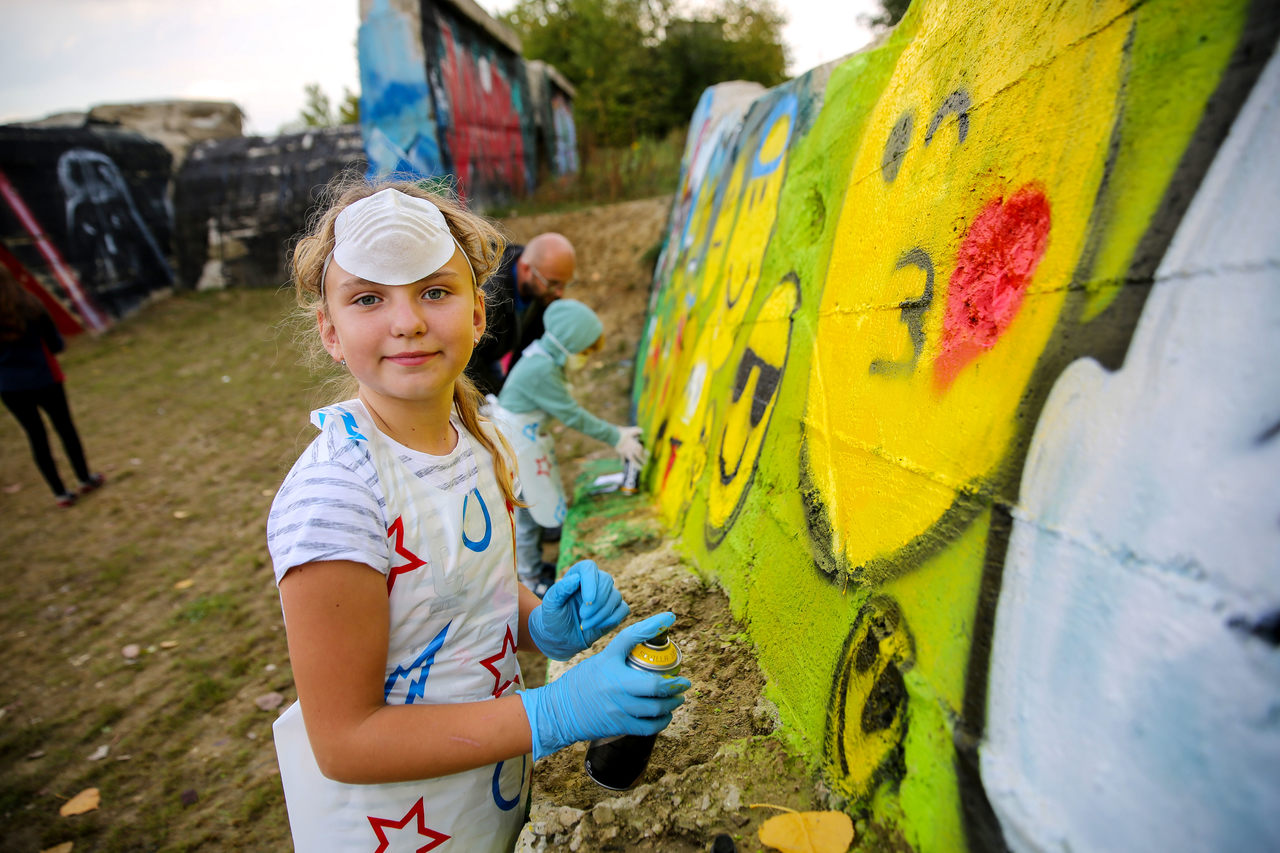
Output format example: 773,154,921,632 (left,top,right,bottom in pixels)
488,131,686,218
0,288,303,851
